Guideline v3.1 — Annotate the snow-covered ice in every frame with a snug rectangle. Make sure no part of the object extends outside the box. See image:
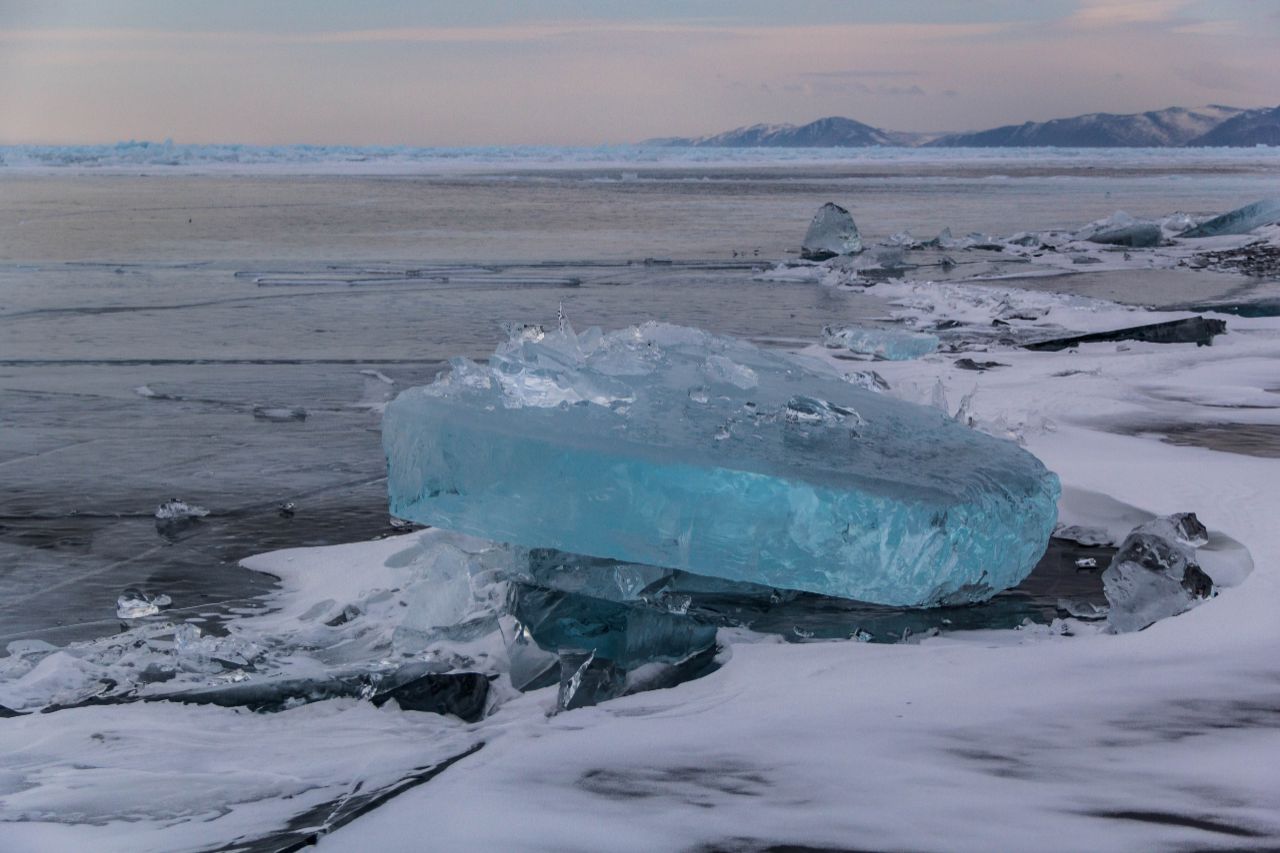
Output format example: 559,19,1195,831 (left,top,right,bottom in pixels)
4,245,1280,850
